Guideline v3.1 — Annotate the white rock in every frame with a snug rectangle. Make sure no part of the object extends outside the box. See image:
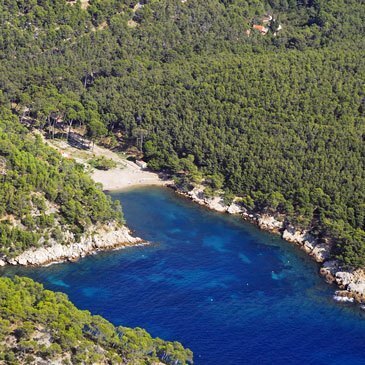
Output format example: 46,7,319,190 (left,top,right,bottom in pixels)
310,243,330,262
188,187,205,204
282,226,307,244
186,186,229,212
227,202,245,215
303,240,315,252
347,282,365,296
258,215,283,231
335,271,355,286
9,226,143,266
206,196,227,212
